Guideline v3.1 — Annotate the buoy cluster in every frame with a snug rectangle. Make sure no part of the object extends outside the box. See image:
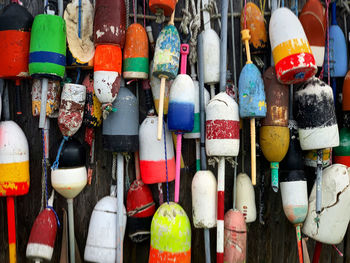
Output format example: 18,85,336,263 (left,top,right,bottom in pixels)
2,0,350,262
